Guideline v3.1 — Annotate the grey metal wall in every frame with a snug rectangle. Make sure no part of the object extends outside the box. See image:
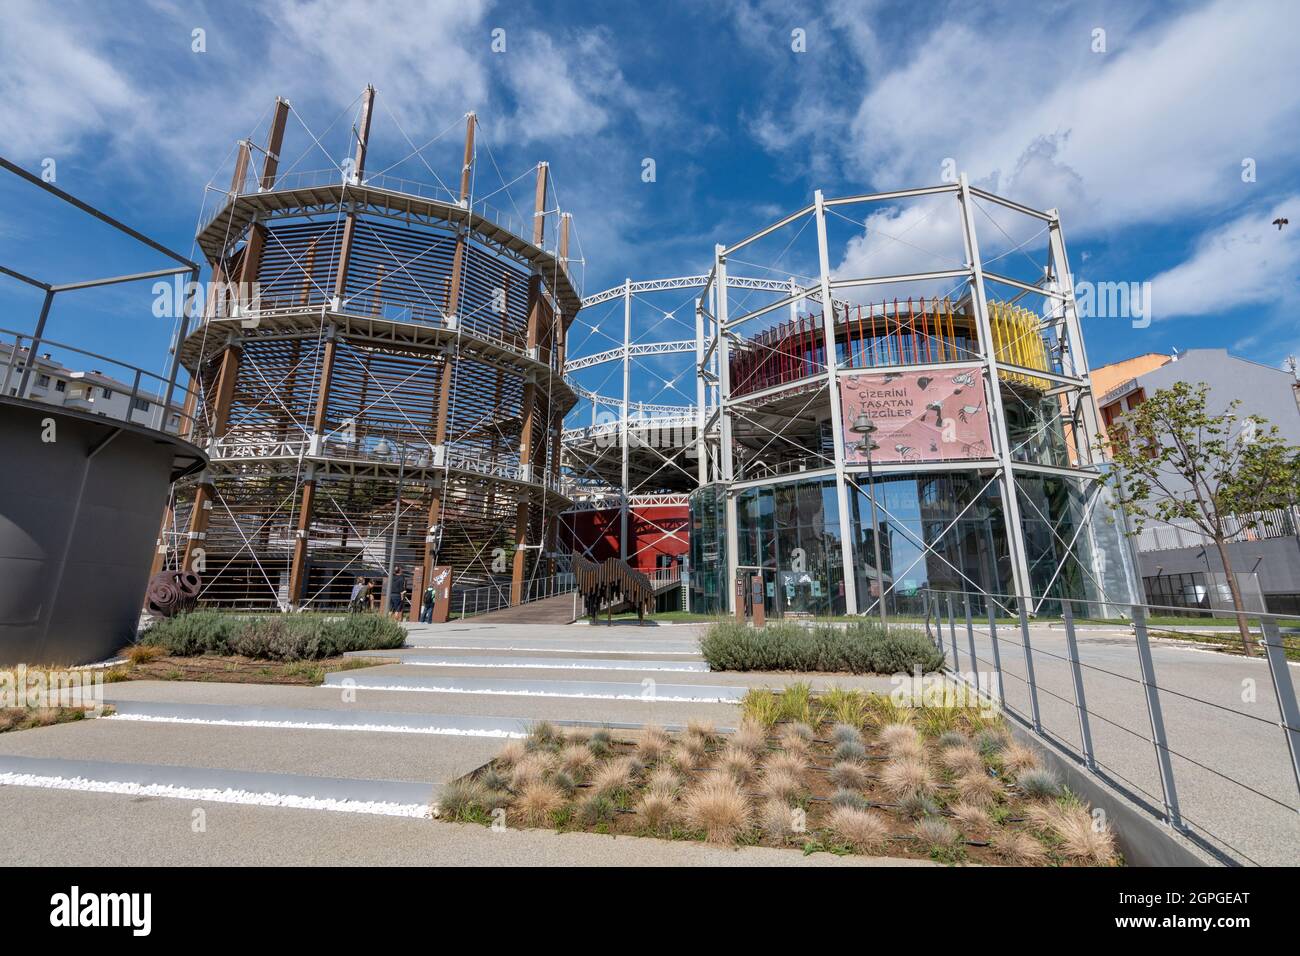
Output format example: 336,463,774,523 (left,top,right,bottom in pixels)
0,397,204,666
